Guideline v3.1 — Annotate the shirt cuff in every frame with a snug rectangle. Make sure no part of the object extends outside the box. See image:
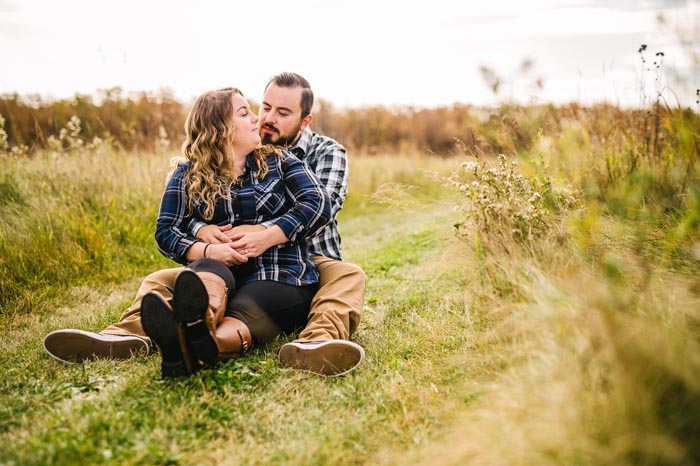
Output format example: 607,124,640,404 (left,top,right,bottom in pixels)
189,219,208,237
176,237,202,264
271,216,303,243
